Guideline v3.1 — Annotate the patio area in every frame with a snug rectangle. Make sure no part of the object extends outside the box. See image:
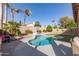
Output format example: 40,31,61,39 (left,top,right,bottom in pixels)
1,36,72,56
